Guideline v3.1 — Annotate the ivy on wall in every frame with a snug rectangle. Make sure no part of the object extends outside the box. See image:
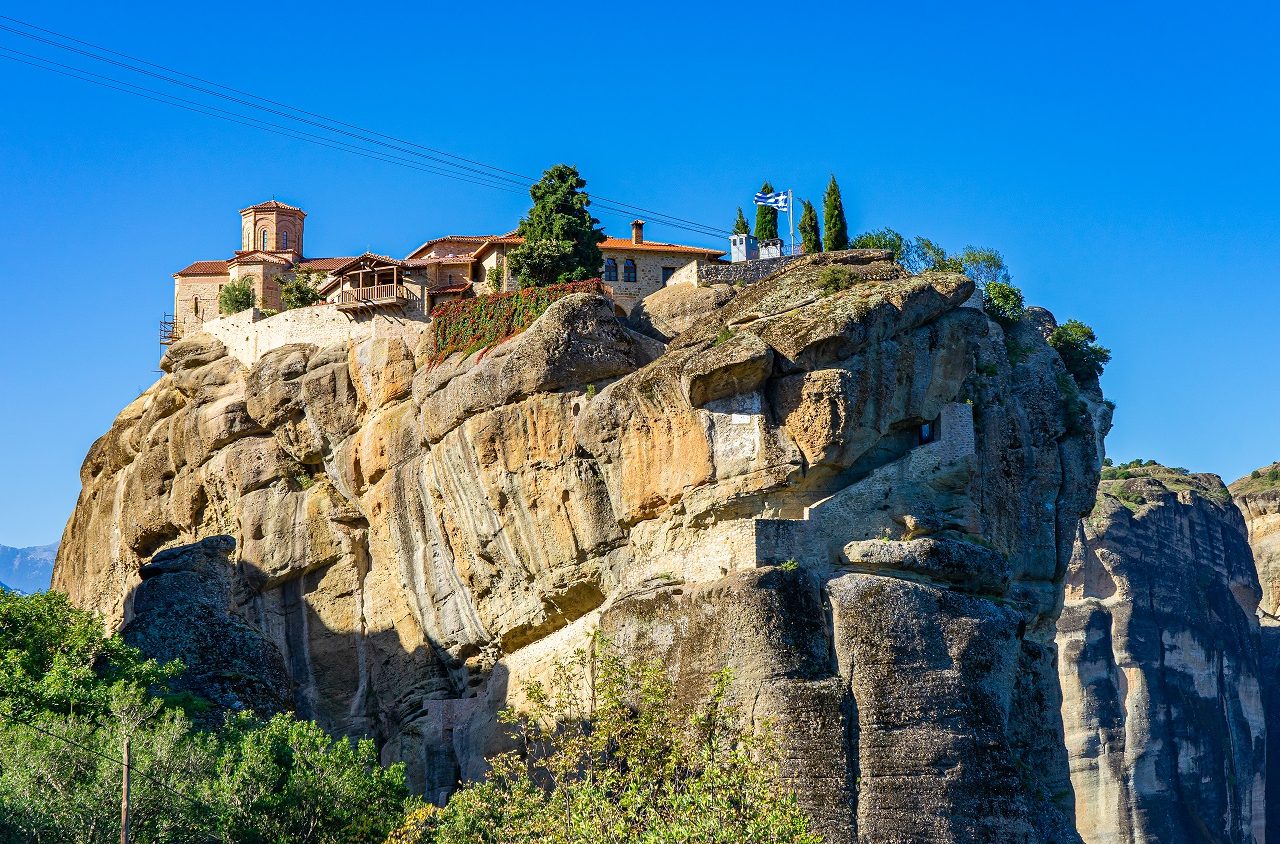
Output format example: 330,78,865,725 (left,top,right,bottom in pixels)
429,279,605,364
